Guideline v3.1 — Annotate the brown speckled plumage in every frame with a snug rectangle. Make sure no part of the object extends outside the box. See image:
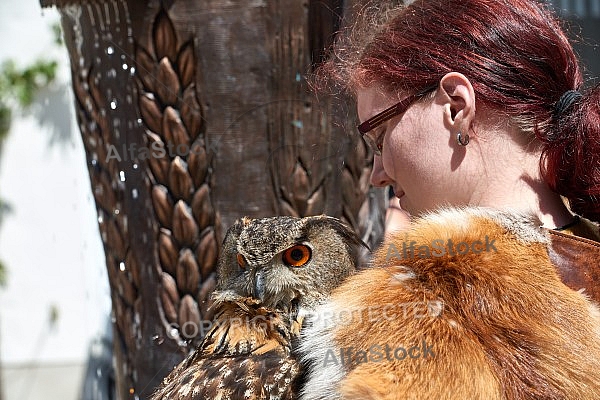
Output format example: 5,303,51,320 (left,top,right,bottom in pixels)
152,215,365,399
153,296,302,399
